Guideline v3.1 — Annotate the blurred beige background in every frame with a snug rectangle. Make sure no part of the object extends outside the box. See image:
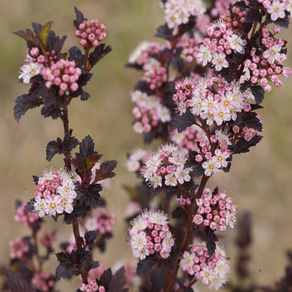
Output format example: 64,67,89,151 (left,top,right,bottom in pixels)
0,0,292,290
